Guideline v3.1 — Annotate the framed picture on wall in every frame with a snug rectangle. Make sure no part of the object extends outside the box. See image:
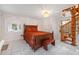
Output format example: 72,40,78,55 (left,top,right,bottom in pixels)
12,24,18,31
9,23,21,32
